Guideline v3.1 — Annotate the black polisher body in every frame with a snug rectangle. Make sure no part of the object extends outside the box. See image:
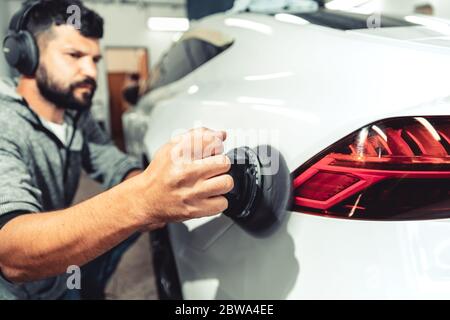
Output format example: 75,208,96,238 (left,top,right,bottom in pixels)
224,145,292,236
